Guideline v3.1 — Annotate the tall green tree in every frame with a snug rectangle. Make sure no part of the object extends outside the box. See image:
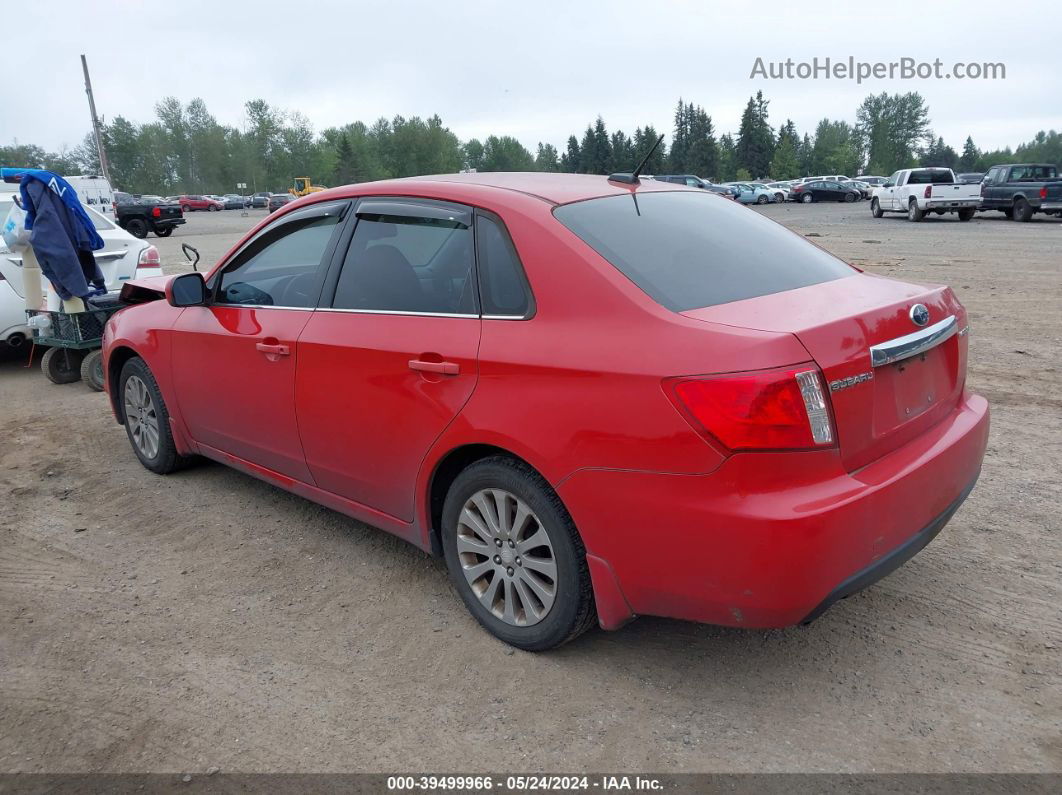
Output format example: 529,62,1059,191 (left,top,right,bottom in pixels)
632,126,667,174
535,142,560,172
735,91,774,178
480,136,535,171
855,92,931,174
958,136,980,172
560,135,581,172
920,135,958,169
